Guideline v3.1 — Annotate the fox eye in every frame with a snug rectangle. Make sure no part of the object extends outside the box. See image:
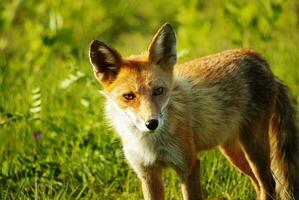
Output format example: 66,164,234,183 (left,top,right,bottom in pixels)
123,92,135,100
153,87,164,96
